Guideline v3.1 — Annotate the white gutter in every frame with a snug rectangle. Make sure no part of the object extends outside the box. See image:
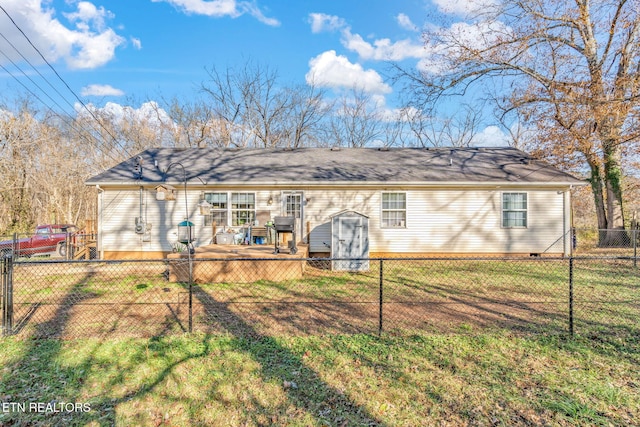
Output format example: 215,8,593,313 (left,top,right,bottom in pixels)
86,180,587,188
